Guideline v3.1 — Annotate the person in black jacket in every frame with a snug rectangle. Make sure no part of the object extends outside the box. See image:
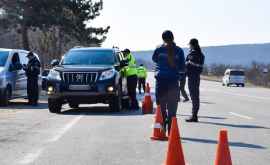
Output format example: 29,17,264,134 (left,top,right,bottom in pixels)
23,52,41,106
185,39,205,122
